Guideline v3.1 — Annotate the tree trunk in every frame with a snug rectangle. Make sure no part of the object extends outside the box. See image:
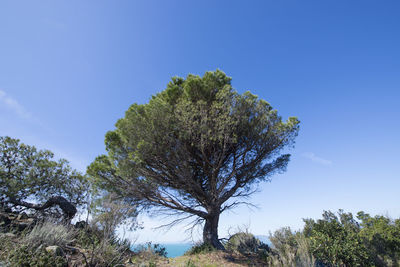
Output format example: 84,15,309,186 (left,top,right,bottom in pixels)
203,211,224,250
